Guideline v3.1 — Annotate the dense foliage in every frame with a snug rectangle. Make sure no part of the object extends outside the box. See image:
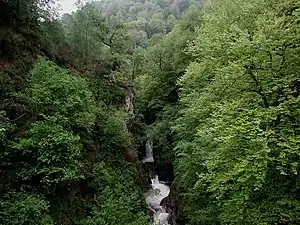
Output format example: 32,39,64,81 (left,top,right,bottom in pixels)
136,0,300,224
0,55,148,224
138,0,300,224
2,0,300,224
0,1,152,223
136,7,203,163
